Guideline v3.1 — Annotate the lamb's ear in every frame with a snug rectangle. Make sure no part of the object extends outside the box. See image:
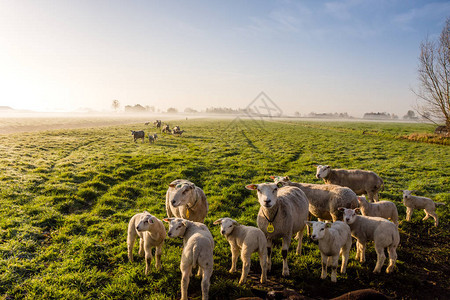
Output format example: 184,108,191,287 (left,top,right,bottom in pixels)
169,183,176,188
355,208,361,214
269,176,276,180
232,220,239,226
213,218,223,225
276,182,283,188
162,218,173,223
338,207,346,212
245,184,257,190
305,221,314,226
149,216,155,224
188,183,195,189
326,165,331,169
181,220,189,227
